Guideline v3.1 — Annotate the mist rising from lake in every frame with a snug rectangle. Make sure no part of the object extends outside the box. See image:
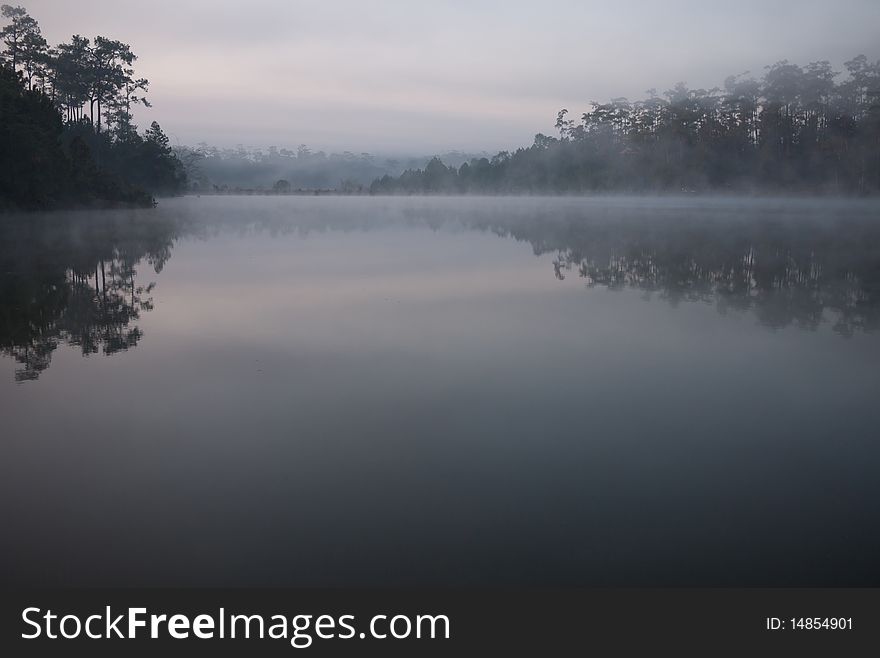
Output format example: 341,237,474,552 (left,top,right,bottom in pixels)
2,196,879,586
